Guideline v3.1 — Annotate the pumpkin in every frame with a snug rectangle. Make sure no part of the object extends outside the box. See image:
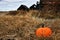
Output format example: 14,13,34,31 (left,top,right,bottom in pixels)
36,27,52,37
